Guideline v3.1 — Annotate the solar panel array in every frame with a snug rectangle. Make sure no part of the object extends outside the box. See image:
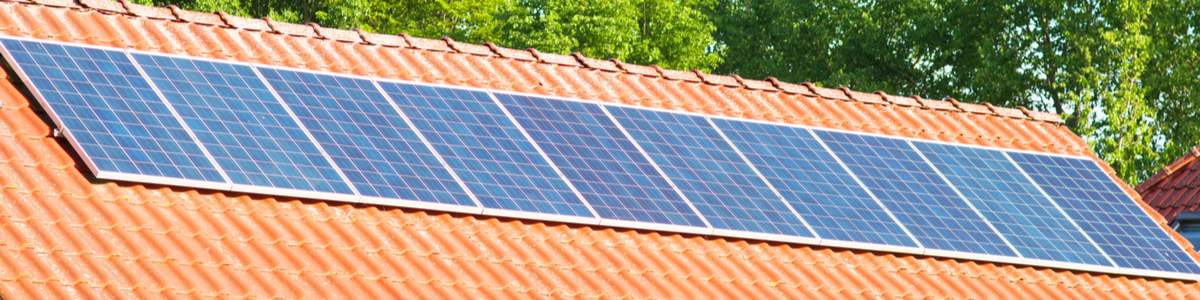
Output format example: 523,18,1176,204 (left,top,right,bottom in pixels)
4,36,1198,279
